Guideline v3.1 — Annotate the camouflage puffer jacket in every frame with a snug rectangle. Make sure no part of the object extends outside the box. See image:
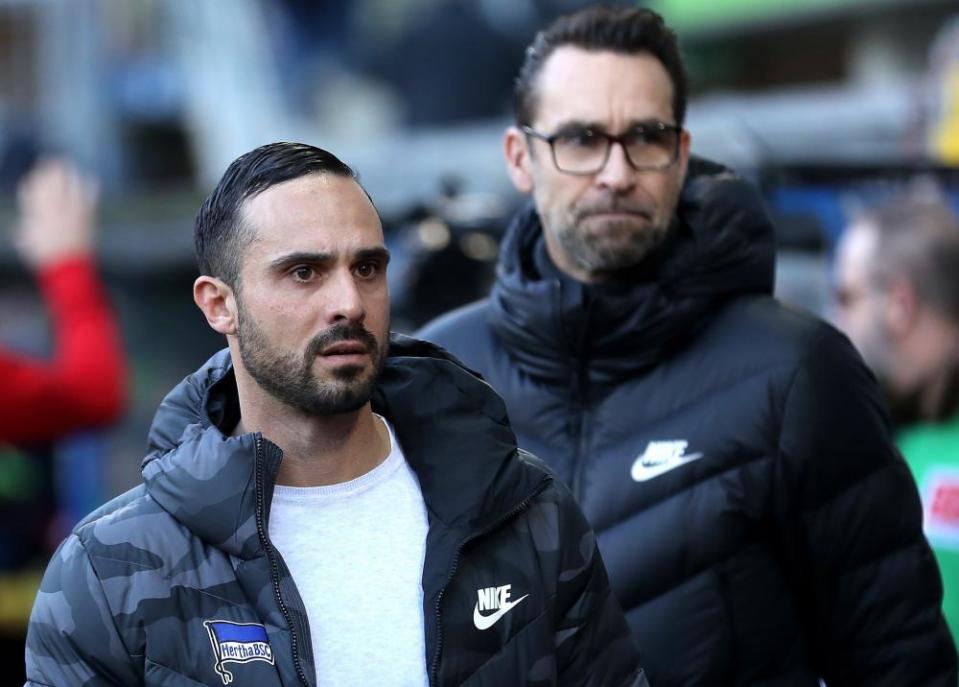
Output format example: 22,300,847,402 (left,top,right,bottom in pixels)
25,337,645,687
